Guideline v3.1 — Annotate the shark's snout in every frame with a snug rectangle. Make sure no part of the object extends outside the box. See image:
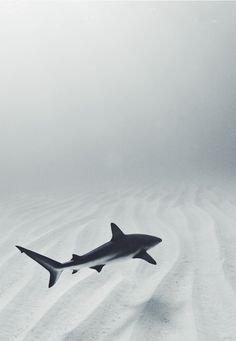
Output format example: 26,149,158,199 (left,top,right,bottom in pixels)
154,236,162,244
148,235,162,247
